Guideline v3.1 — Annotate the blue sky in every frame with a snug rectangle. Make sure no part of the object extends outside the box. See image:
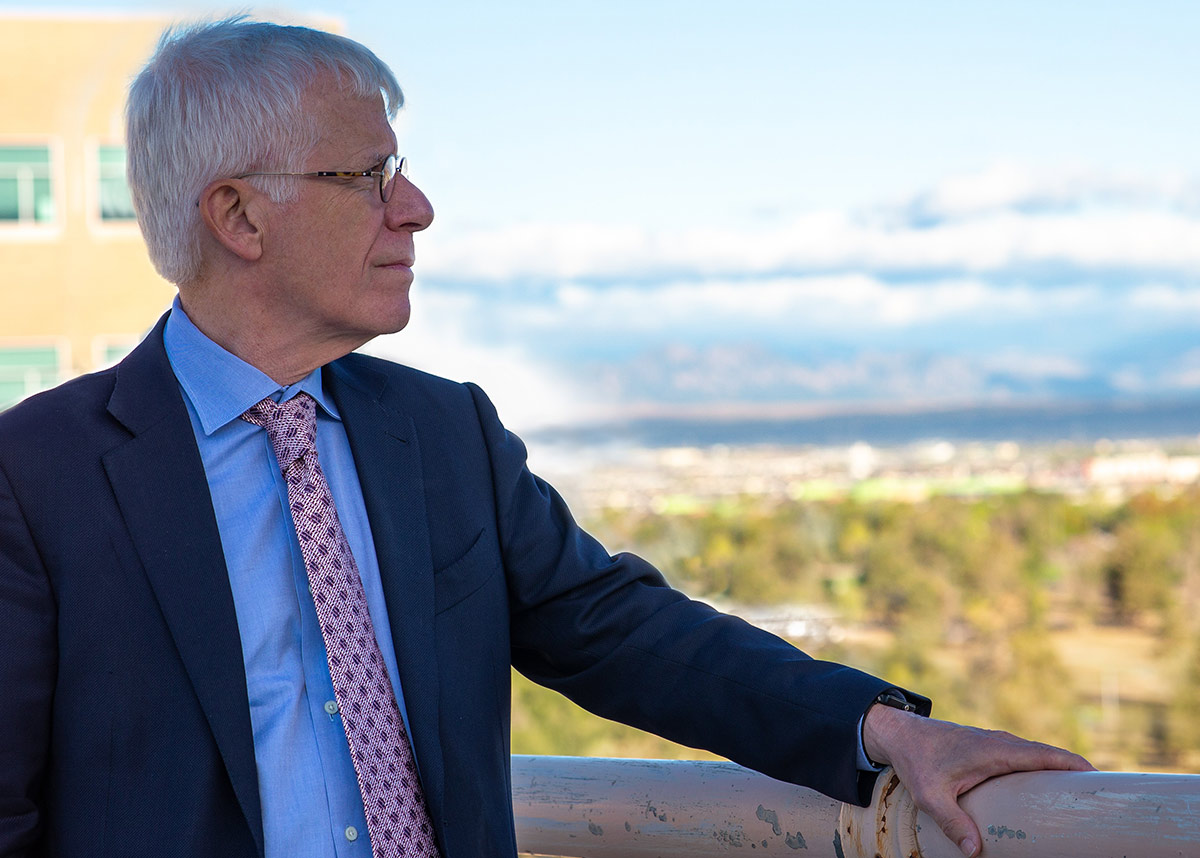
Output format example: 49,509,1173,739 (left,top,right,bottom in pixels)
11,1,1200,428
